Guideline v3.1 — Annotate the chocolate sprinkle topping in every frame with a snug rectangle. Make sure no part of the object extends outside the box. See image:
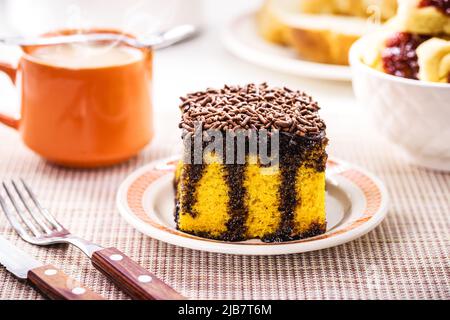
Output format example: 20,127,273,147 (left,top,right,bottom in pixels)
179,83,326,137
